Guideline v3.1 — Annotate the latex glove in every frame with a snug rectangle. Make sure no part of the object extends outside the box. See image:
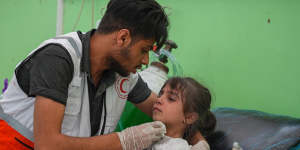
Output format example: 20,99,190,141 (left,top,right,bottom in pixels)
117,121,166,150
